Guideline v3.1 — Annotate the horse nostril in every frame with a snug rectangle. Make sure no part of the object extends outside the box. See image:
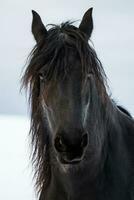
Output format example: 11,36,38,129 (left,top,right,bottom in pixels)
54,136,66,152
81,133,88,148
54,132,88,154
